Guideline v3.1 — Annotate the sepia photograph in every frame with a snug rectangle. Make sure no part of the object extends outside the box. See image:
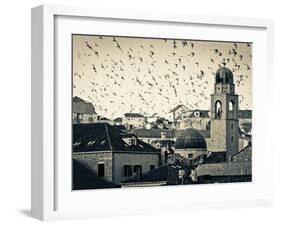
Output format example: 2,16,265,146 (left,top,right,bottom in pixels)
72,34,252,190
